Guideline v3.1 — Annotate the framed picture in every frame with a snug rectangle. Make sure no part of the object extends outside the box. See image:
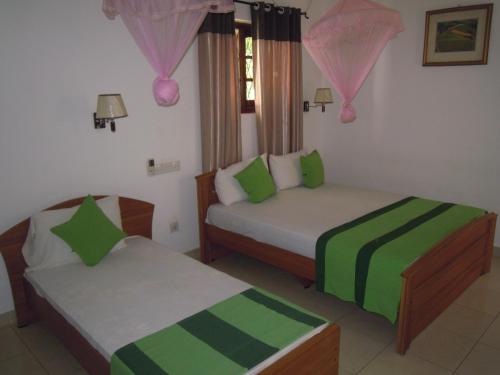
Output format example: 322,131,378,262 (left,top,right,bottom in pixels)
423,4,493,66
